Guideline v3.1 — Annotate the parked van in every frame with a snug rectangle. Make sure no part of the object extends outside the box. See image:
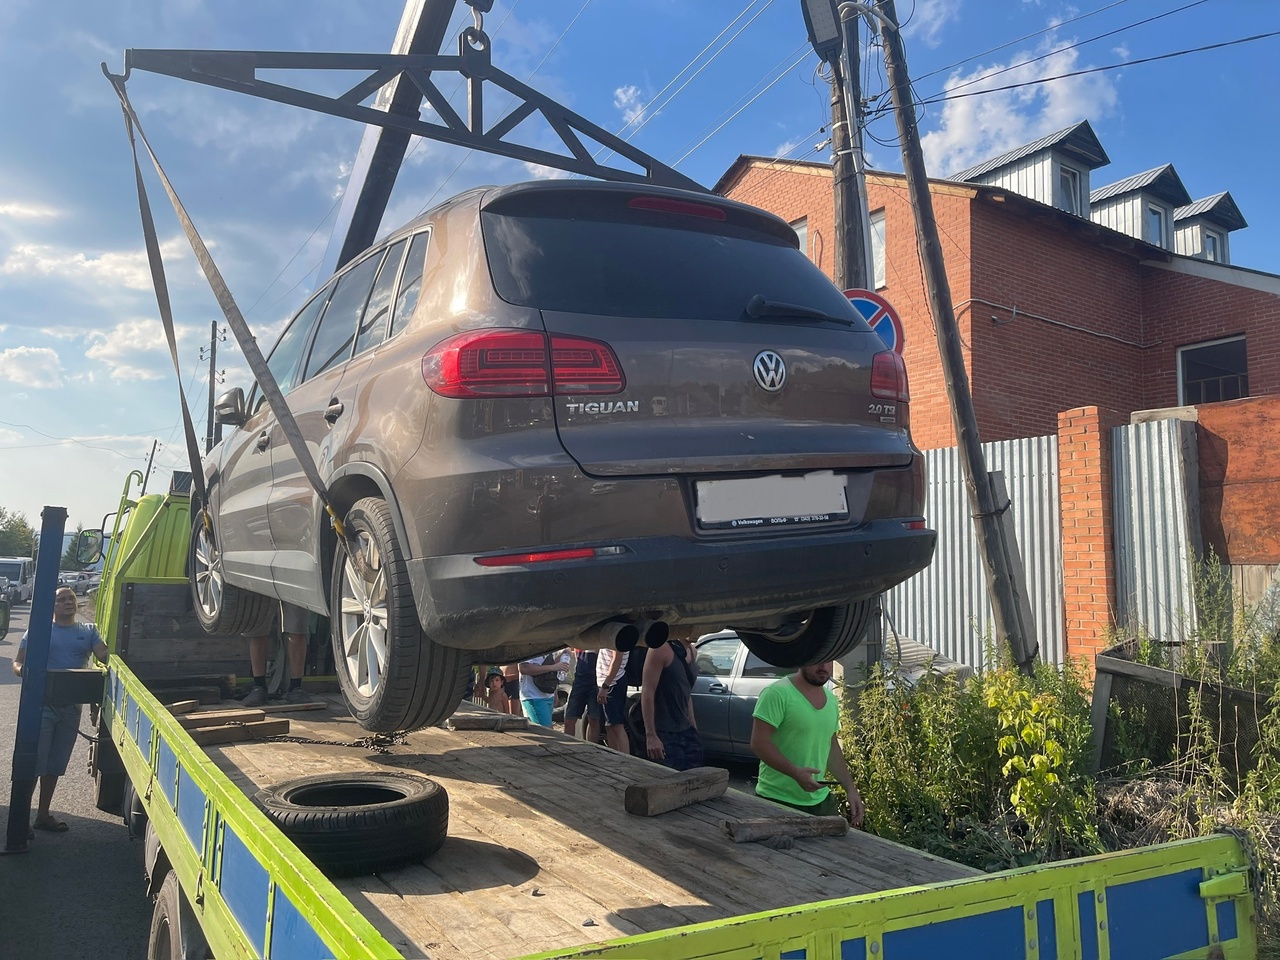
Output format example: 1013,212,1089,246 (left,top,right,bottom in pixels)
0,556,34,604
